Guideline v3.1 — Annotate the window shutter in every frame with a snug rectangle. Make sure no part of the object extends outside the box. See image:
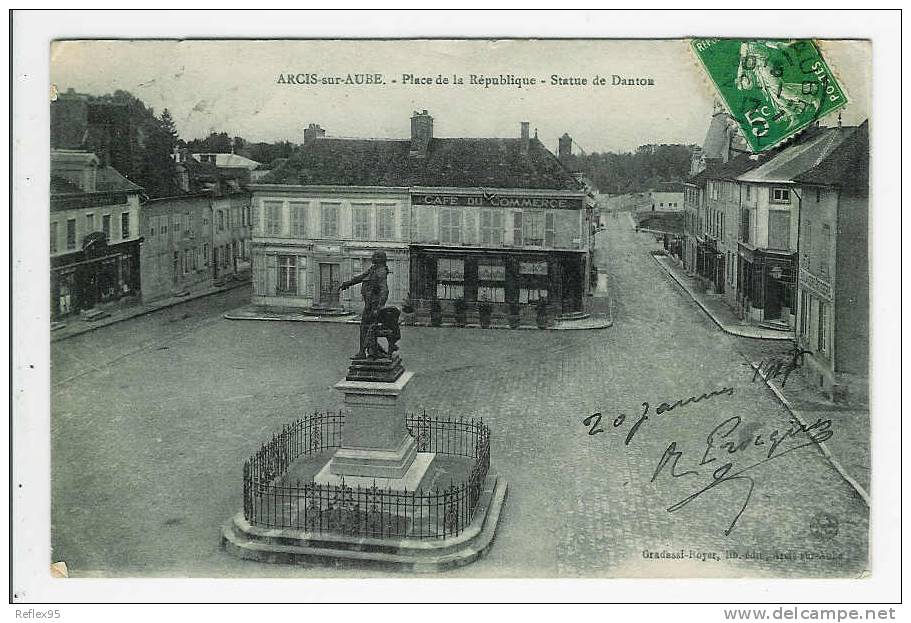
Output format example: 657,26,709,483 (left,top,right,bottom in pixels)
512,211,523,246
266,254,277,295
